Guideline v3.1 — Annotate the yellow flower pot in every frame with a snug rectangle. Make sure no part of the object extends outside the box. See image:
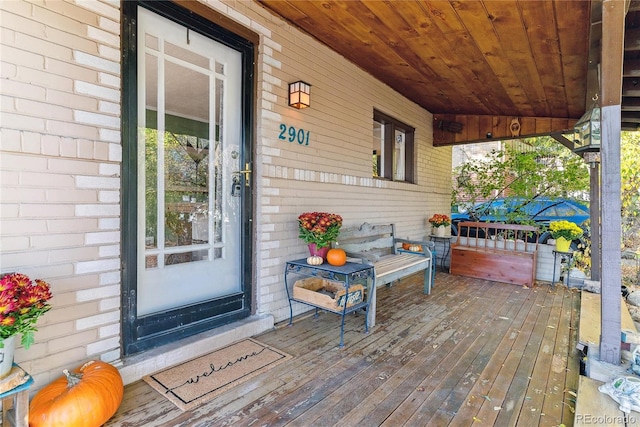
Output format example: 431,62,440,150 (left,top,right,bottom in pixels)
555,236,571,252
